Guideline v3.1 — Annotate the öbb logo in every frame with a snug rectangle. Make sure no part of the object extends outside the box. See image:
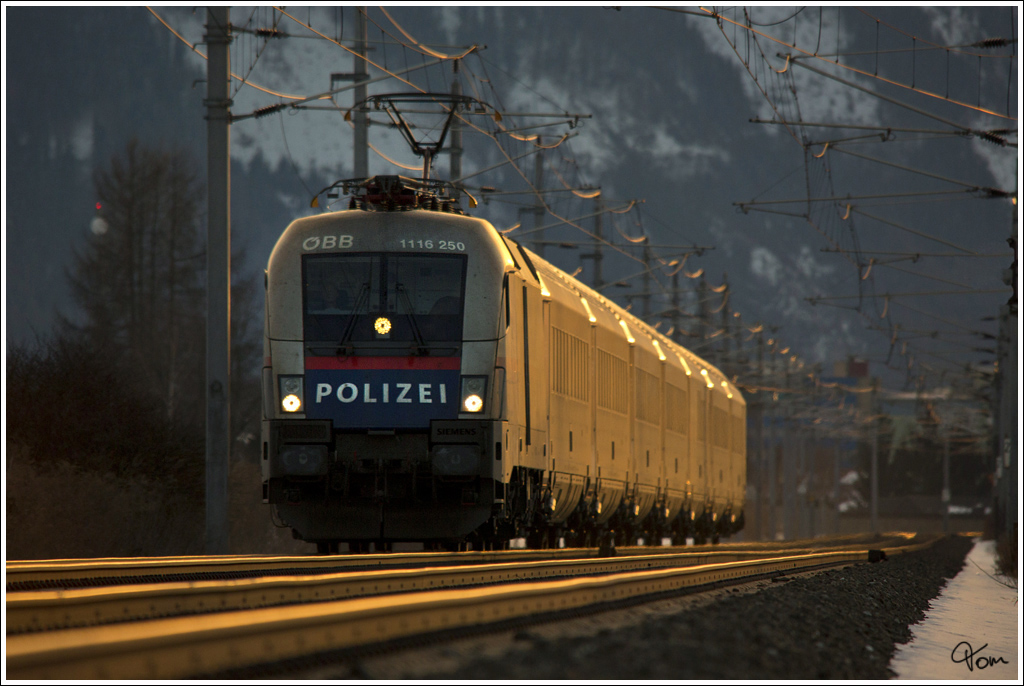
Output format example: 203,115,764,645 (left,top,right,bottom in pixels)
302,235,354,251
